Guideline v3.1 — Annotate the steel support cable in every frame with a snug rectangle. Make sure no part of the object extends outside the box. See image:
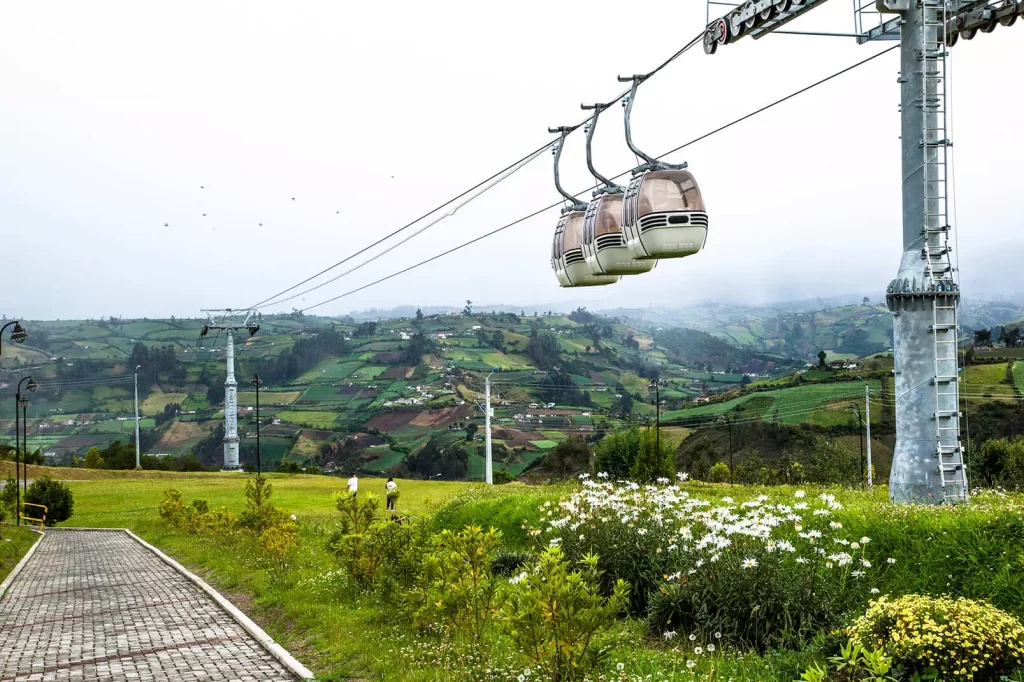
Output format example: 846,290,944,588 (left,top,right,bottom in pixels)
249,32,706,312
247,141,559,310
298,45,900,314
256,145,551,310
